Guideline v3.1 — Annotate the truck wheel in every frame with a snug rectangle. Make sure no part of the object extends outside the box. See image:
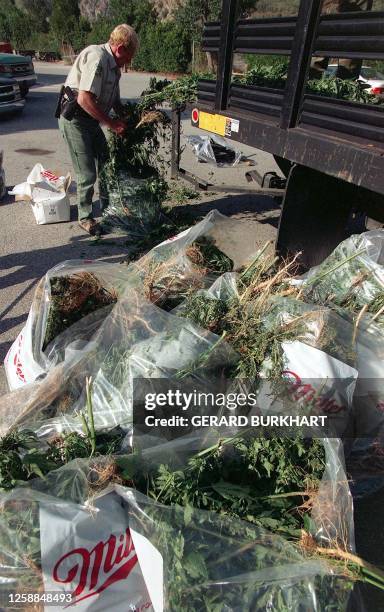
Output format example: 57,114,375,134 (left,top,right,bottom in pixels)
276,164,353,269
273,155,292,178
